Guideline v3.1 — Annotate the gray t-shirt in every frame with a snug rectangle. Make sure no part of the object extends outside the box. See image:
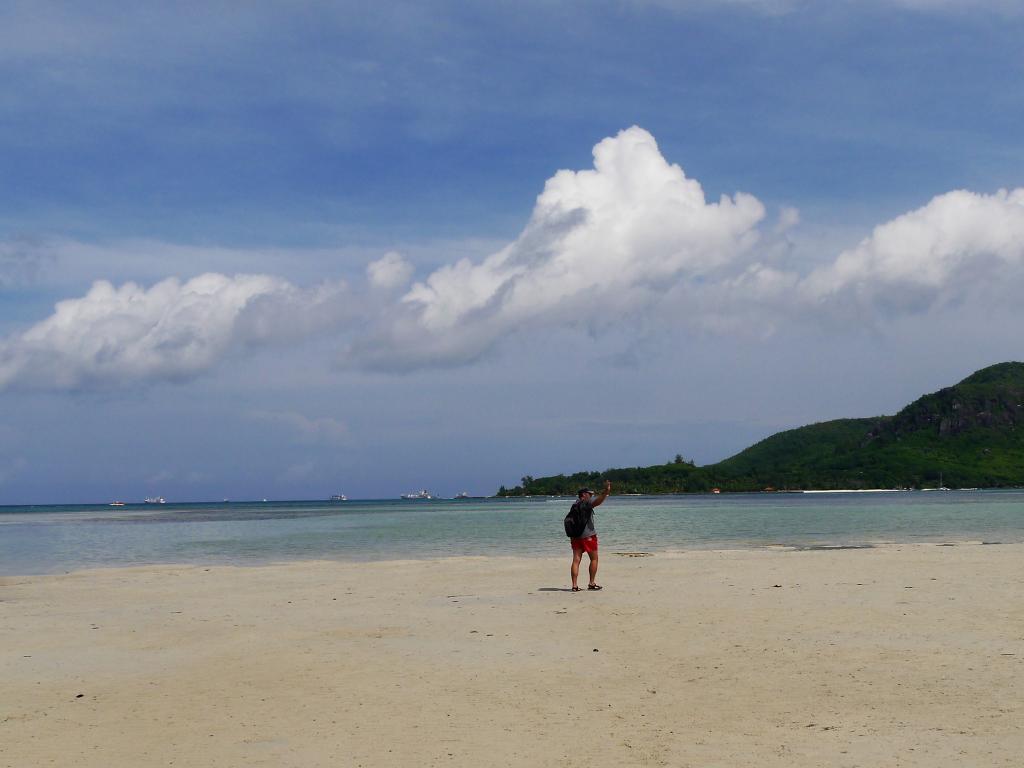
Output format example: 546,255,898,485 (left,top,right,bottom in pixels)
576,499,597,538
